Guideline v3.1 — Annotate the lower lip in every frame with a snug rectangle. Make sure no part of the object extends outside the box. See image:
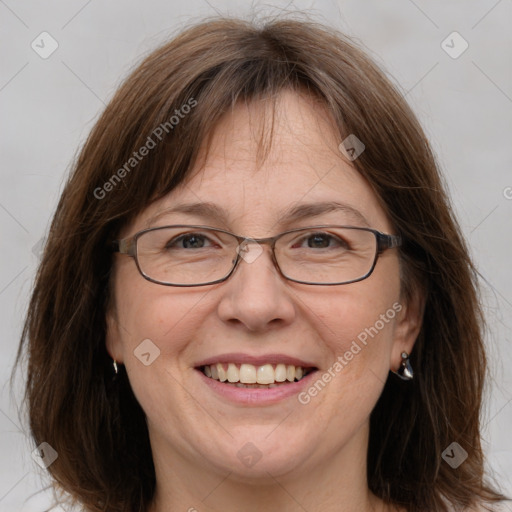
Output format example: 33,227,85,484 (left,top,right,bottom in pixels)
195,368,319,405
